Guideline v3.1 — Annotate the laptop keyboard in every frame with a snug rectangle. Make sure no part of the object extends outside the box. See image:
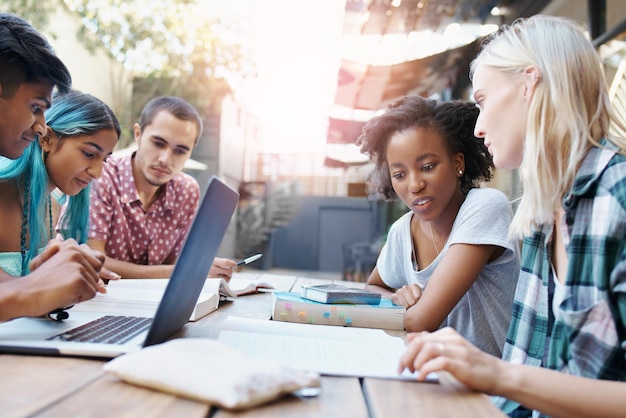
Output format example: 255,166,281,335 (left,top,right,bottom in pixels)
47,315,153,345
